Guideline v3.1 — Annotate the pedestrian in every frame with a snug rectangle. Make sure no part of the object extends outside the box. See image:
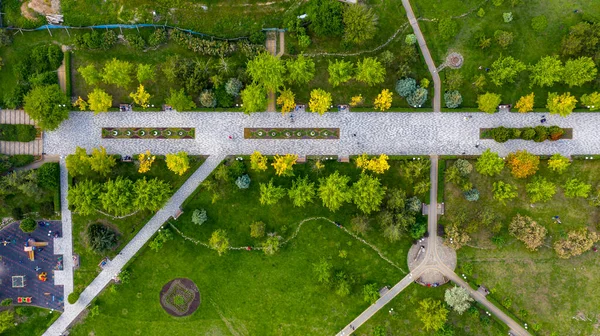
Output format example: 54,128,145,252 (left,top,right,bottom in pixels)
228,135,233,139
541,118,547,124
475,143,480,148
